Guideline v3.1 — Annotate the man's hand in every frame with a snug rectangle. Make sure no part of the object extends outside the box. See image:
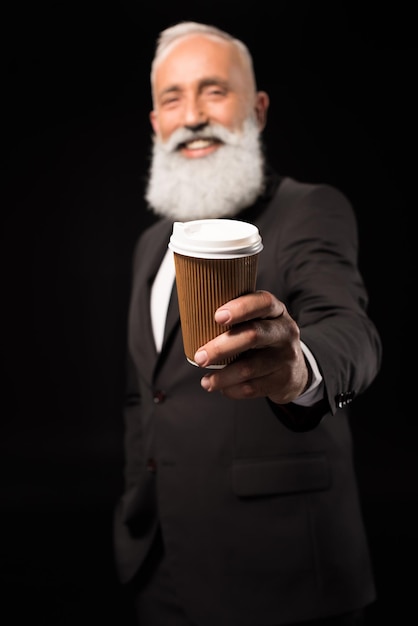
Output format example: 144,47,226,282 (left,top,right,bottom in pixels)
193,290,310,404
